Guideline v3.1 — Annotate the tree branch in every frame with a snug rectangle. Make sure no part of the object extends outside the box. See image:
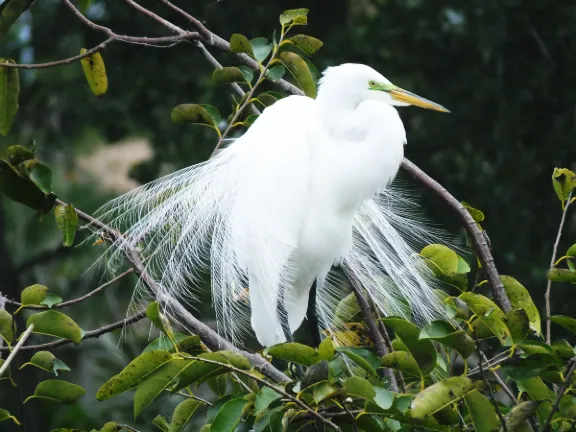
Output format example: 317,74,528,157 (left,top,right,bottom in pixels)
0,325,34,373
0,312,145,352
545,197,572,344
542,356,576,432
401,158,511,312
4,268,134,310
